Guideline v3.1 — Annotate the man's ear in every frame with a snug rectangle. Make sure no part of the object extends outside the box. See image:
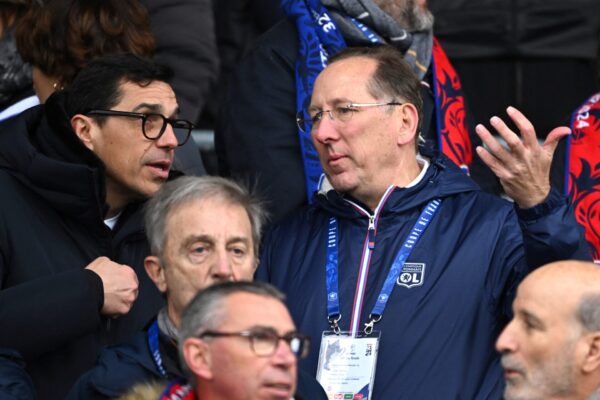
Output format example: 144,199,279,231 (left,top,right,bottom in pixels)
183,337,213,380
70,114,96,151
396,103,419,146
581,332,600,374
144,255,168,293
